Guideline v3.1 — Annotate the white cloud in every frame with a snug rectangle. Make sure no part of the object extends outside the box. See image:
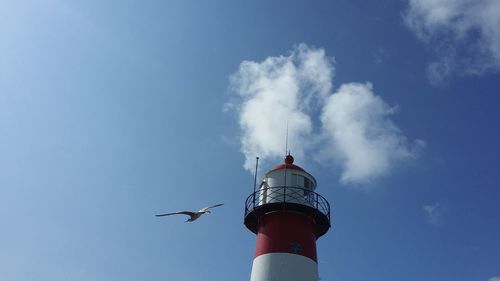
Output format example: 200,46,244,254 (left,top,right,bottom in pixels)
229,44,333,171
229,44,423,184
321,83,424,184
423,203,445,225
404,0,500,83
489,277,500,281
